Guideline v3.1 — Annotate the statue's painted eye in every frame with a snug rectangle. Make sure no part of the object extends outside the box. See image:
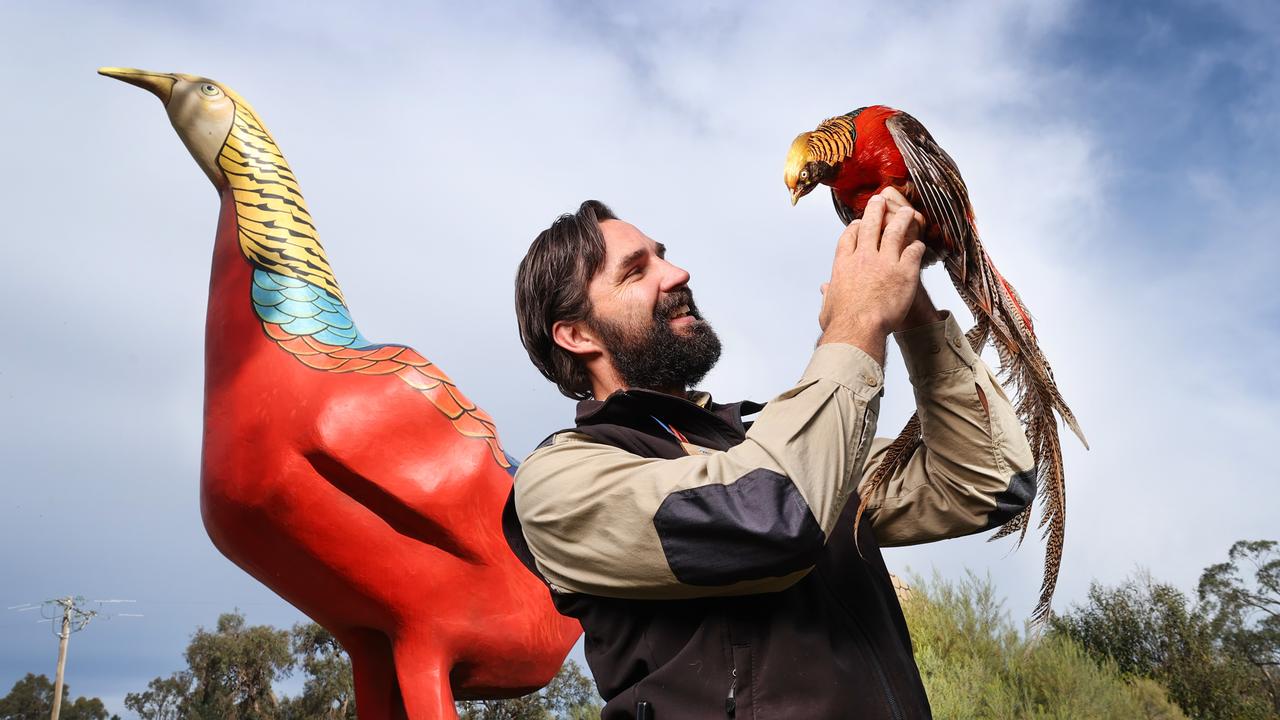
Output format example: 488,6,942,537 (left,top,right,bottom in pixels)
200,83,221,97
